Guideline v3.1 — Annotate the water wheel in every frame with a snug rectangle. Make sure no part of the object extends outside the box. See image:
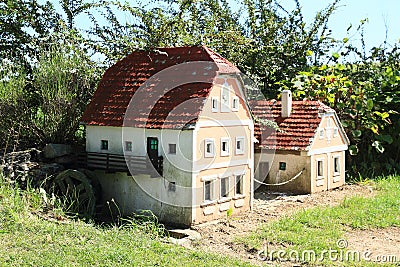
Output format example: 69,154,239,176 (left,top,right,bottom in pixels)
53,169,96,218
